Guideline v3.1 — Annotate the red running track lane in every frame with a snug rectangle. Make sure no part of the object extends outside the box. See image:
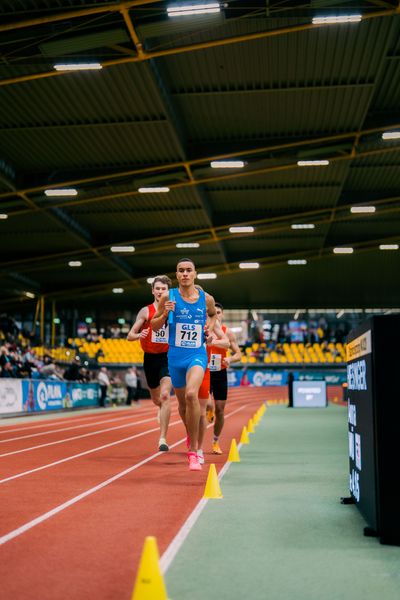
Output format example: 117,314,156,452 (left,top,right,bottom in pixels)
0,389,266,600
